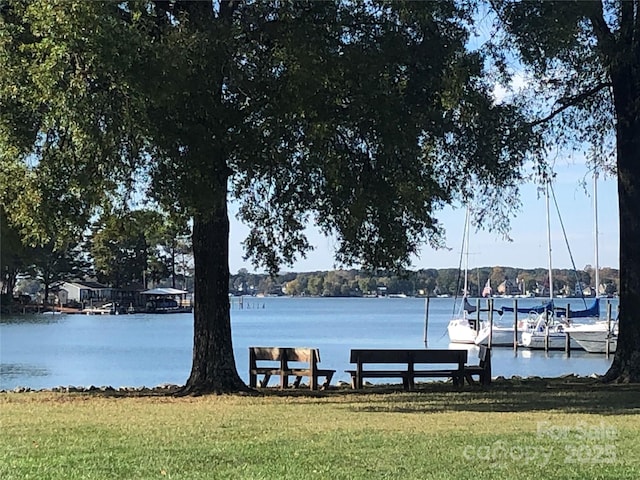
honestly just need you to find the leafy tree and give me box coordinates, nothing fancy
[27,239,89,305]
[153,216,191,289]
[1,1,536,393]
[490,0,639,382]
[600,267,620,293]
[0,208,28,296]
[490,266,507,290]
[89,209,164,288]
[438,268,462,296]
[172,235,194,291]
[307,276,325,297]
[603,280,617,297]
[526,278,538,295]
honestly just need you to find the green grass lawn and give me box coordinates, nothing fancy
[1,379,639,480]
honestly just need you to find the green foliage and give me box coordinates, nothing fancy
[0,1,151,247]
[230,1,539,273]
[27,239,89,303]
[0,0,541,280]
[0,208,29,295]
[86,208,191,290]
[88,209,167,288]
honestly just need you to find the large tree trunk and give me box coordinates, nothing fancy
[171,0,250,395]
[181,180,249,394]
[603,62,640,382]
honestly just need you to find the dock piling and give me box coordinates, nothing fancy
[513,299,518,353]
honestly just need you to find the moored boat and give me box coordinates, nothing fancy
[447,311,479,344]
[474,302,552,346]
[520,312,581,350]
[564,321,618,353]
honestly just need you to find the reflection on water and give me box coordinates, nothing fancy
[0,314,65,325]
[0,364,50,379]
[0,297,616,390]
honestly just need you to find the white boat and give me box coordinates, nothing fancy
[520,312,581,349]
[81,306,112,315]
[474,302,552,346]
[447,208,479,344]
[447,312,479,344]
[474,324,518,346]
[564,321,618,353]
[520,298,602,349]
[475,320,535,346]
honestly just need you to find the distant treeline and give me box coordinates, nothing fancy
[229,266,619,297]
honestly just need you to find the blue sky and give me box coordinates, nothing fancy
[228,159,619,274]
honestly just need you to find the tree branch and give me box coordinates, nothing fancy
[588,0,616,55]
[528,81,612,127]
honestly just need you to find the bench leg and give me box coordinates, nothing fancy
[321,372,334,390]
[403,376,412,390]
[260,374,271,388]
[293,376,303,388]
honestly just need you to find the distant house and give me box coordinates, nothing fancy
[58,281,113,305]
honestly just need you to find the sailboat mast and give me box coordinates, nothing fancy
[546,181,554,301]
[463,207,470,297]
[594,171,600,297]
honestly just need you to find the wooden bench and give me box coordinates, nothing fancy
[346,349,468,390]
[248,347,335,390]
[463,345,492,386]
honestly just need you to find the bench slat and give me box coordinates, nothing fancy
[249,346,334,390]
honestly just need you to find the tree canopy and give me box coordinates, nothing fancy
[1,1,541,393]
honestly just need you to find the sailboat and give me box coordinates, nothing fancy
[474,300,551,346]
[521,178,597,350]
[564,171,618,353]
[447,208,481,344]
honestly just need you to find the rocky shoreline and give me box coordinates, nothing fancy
[3,383,183,395]
[1,373,605,395]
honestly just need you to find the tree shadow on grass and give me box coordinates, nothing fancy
[34,376,640,415]
[342,377,640,415]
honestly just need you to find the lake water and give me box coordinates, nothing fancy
[0,296,617,390]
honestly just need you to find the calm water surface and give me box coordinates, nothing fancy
[0,296,616,390]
